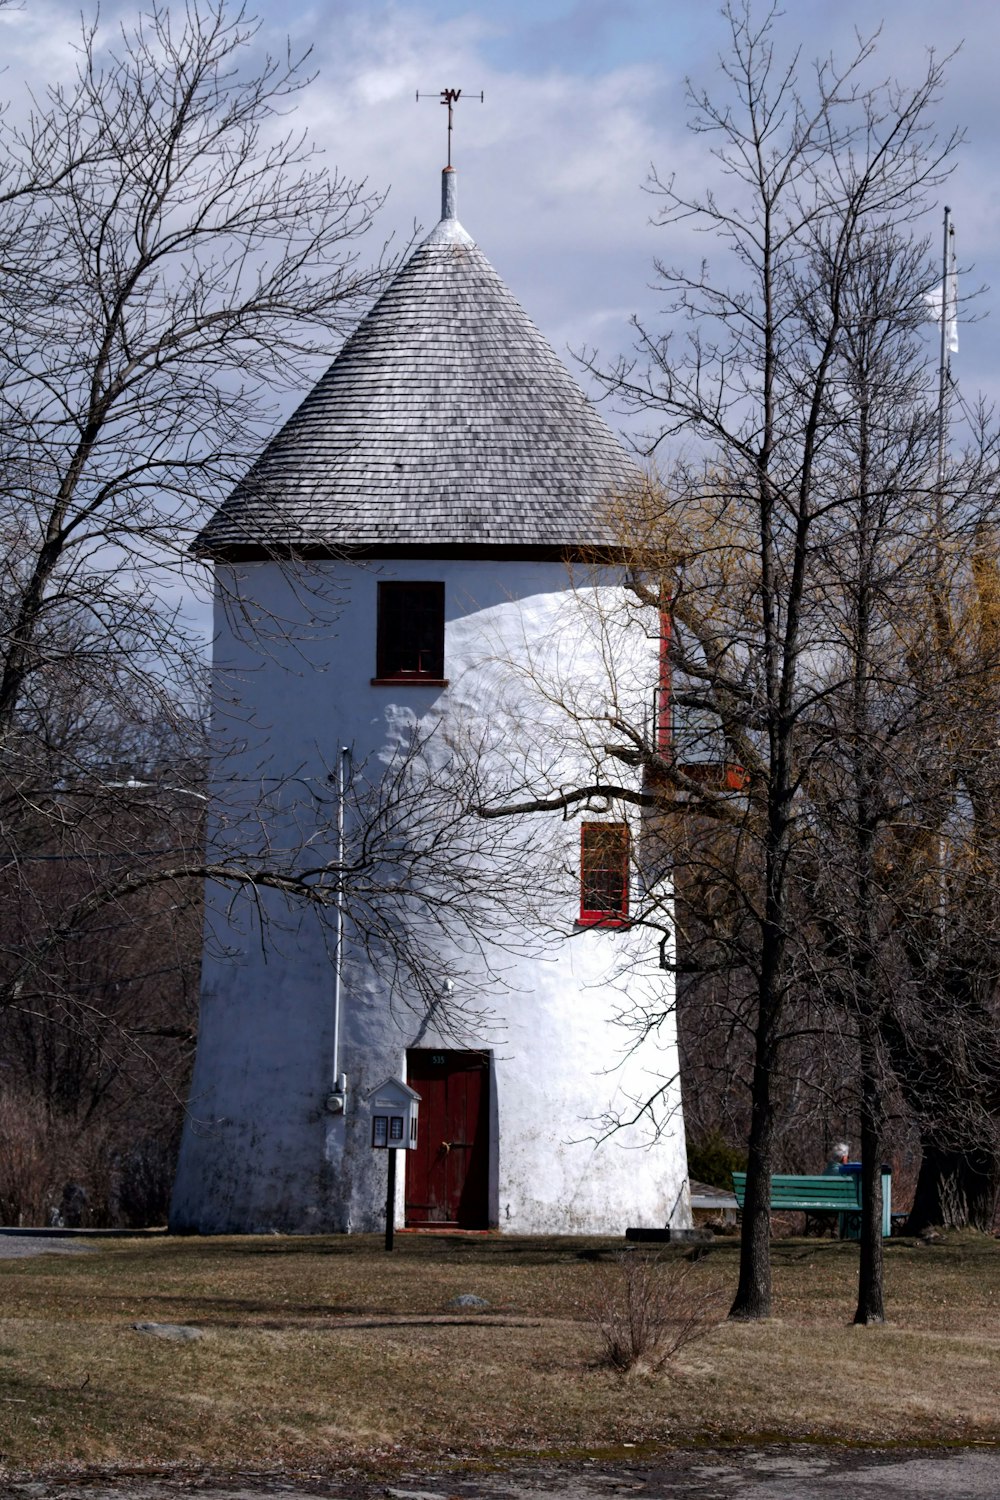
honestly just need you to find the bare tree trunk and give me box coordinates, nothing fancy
[730,999,778,1318]
[855,1021,886,1323]
[849,400,887,1328]
[730,813,788,1319]
[906,1143,1000,1233]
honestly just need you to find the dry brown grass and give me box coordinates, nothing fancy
[0,1231,998,1477]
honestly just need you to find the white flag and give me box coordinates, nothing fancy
[926,228,959,355]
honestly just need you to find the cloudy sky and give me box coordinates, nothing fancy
[3,0,998,458]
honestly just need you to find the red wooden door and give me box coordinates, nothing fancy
[405,1050,490,1228]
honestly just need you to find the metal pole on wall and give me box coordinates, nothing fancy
[329,746,351,1111]
[385,1149,397,1252]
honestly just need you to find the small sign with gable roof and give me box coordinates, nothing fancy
[367,1076,420,1151]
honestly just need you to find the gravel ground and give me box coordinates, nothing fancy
[0,1236,97,1259]
[3,1449,1000,1500]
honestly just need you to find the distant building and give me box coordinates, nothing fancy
[170,167,690,1235]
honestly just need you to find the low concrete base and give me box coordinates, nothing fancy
[625,1226,713,1244]
[0,1225,167,1238]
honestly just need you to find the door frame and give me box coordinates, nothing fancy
[404,1048,498,1229]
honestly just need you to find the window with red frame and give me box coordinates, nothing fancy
[579,822,629,926]
[374,581,445,682]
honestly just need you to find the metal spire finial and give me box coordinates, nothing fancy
[416,87,484,169]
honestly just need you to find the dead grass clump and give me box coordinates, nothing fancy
[588,1249,725,1373]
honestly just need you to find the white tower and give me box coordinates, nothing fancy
[170,168,691,1236]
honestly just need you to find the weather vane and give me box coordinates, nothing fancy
[415,87,484,169]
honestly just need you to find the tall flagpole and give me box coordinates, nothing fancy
[934,205,953,929]
[936,205,951,500]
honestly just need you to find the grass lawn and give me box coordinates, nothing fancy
[0,1231,998,1478]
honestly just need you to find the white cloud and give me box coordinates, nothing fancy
[8,0,1000,439]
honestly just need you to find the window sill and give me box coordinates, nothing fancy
[575,916,630,930]
[370,677,449,687]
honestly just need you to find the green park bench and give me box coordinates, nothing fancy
[731,1169,892,1238]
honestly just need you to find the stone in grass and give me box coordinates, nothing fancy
[446,1293,490,1311]
[132,1321,204,1341]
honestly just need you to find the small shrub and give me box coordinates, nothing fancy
[589,1250,725,1373]
[686,1130,747,1190]
[0,1092,59,1225]
[116,1136,178,1227]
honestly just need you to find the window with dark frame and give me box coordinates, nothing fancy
[579,822,629,926]
[374,581,445,682]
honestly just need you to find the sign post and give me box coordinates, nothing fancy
[385,1148,397,1253]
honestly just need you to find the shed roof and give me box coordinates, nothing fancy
[196,170,643,560]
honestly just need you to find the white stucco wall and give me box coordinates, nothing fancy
[170,556,690,1235]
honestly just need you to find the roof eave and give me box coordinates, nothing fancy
[193,538,629,565]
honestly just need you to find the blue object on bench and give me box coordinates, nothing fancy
[835,1162,892,1240]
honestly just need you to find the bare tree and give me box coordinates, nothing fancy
[0,0,393,729]
[598,4,980,1322]
[0,628,205,1223]
[788,213,1000,1315]
[472,5,999,1321]
[0,0,397,1201]
[0,3,389,902]
[878,537,1000,1236]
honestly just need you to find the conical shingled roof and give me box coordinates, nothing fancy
[196,170,642,559]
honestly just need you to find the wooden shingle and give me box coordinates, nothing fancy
[196,207,643,559]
